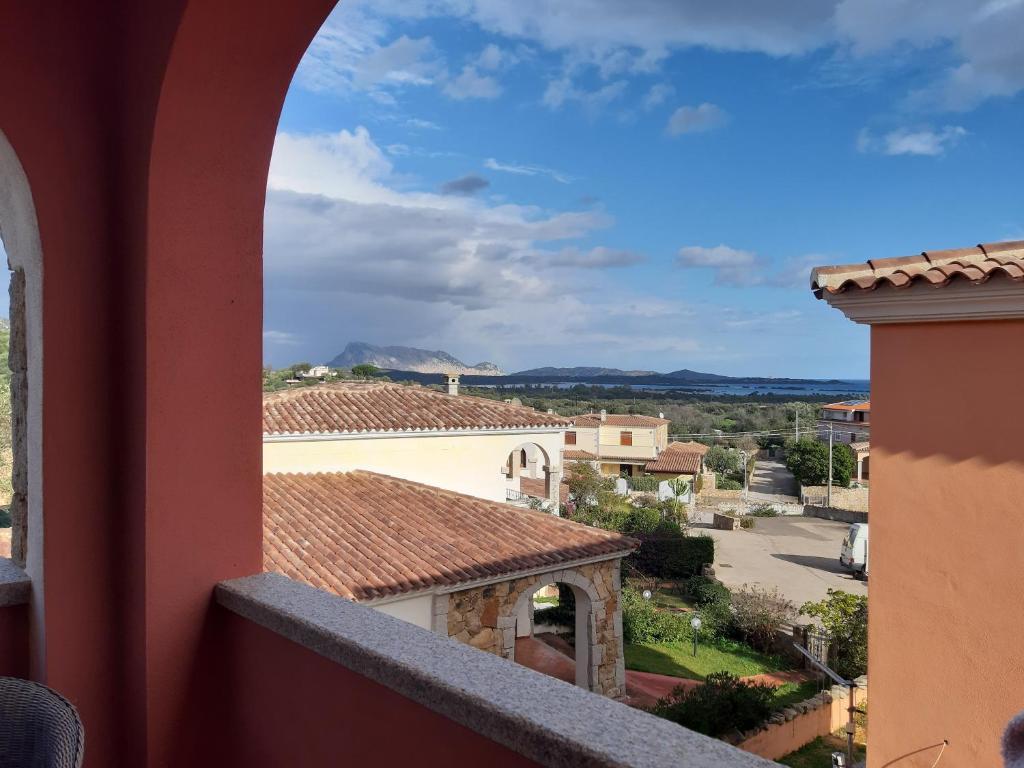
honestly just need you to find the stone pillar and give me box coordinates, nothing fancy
[857,457,864,483]
[526,457,539,479]
[545,465,562,510]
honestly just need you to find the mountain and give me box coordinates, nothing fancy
[513,366,658,377]
[328,342,505,376]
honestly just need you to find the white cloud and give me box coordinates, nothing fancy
[443,66,502,99]
[857,125,967,156]
[676,244,760,285]
[542,78,628,113]
[263,126,712,369]
[667,103,729,135]
[642,83,675,110]
[484,157,573,184]
[406,118,442,130]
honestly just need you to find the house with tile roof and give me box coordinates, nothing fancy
[263,470,636,697]
[817,400,871,481]
[565,410,671,477]
[263,379,570,505]
[811,239,1024,767]
[643,441,708,483]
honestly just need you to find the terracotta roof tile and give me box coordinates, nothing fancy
[811,240,1024,297]
[263,382,569,435]
[263,471,635,602]
[571,413,671,428]
[564,449,598,461]
[644,442,705,475]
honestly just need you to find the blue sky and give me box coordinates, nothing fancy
[6,1,1024,378]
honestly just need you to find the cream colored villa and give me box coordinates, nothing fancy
[566,411,671,477]
[263,379,569,505]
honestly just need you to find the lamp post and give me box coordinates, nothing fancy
[690,615,702,657]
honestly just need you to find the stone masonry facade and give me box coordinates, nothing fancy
[440,559,626,698]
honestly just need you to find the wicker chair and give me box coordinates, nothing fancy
[0,677,84,767]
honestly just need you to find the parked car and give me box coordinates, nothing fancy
[840,523,869,575]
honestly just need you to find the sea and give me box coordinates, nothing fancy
[480,379,870,397]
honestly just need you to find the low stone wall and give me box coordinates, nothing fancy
[712,512,739,530]
[444,559,626,698]
[805,505,868,524]
[801,485,869,512]
[734,677,868,761]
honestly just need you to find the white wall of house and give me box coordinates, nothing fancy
[263,429,567,503]
[369,593,434,630]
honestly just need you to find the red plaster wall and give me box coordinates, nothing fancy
[869,320,1024,767]
[213,610,541,768]
[0,3,334,765]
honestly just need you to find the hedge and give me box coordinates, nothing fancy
[628,534,714,579]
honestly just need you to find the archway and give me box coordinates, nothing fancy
[506,570,600,691]
[503,441,563,508]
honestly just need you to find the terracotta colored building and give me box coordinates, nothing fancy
[813,240,1024,767]
[0,5,776,767]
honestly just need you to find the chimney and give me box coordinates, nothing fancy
[546,409,554,414]
[446,373,460,396]
[659,412,665,419]
[600,409,607,422]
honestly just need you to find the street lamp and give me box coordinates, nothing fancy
[690,615,702,657]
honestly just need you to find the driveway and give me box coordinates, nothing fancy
[748,455,799,502]
[699,515,867,608]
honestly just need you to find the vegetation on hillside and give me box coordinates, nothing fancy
[0,323,11,507]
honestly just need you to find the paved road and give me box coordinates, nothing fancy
[699,515,867,608]
[748,455,799,502]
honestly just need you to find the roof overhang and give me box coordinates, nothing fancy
[819,278,1024,325]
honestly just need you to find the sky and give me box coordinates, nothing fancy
[5,1,1024,378]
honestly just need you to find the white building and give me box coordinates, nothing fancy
[263,380,569,505]
[565,411,671,477]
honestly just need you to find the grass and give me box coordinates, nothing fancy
[651,590,695,612]
[624,639,783,681]
[778,734,865,767]
[771,680,825,709]
[533,595,558,605]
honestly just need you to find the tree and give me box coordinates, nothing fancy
[650,672,777,737]
[705,445,738,474]
[730,585,796,652]
[350,363,380,378]
[801,589,867,679]
[785,438,854,487]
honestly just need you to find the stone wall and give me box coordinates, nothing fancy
[801,485,869,512]
[733,676,868,761]
[444,559,626,698]
[805,505,868,524]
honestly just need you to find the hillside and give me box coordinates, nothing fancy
[514,366,657,377]
[328,342,505,376]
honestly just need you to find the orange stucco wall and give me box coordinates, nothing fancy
[870,320,1024,767]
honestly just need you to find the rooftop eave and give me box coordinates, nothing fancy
[816,277,1024,325]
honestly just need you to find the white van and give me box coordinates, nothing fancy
[840,523,868,575]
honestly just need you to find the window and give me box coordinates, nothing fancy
[565,431,576,445]
[620,431,632,446]
[520,449,527,468]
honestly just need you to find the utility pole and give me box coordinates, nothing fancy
[827,423,834,508]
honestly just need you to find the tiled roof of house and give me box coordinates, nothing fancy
[644,442,705,475]
[823,399,870,412]
[811,240,1024,297]
[263,471,635,602]
[520,476,570,505]
[571,413,671,428]
[564,449,598,461]
[263,382,569,435]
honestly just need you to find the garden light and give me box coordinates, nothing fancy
[690,615,702,657]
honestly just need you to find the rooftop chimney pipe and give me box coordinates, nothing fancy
[446,373,460,396]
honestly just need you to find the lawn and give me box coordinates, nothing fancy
[778,734,865,768]
[771,680,825,709]
[651,589,695,612]
[624,639,783,681]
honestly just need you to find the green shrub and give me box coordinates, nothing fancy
[622,506,662,535]
[730,585,796,653]
[716,476,743,491]
[538,584,576,629]
[786,438,855,488]
[650,671,776,737]
[627,475,660,493]
[683,577,733,640]
[0,507,10,528]
[800,589,868,680]
[739,517,755,529]
[748,503,779,517]
[622,588,691,644]
[629,534,714,579]
[706,446,739,474]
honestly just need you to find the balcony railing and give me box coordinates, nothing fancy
[215,573,778,768]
